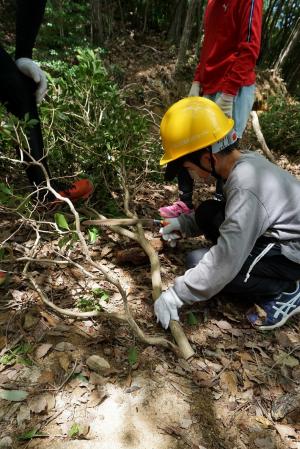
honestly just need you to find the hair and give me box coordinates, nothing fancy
[215,139,240,157]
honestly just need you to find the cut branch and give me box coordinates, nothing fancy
[250,111,276,163]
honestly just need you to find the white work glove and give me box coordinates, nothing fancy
[154,287,184,329]
[159,217,182,247]
[16,57,48,104]
[188,81,200,97]
[215,93,234,118]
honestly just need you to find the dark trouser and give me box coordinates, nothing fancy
[0,46,50,186]
[187,200,300,298]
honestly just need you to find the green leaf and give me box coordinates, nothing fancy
[0,182,13,196]
[0,248,6,260]
[88,227,99,244]
[68,423,80,438]
[54,213,69,230]
[17,428,47,440]
[0,389,28,401]
[187,312,198,326]
[128,346,138,366]
[92,288,109,302]
[73,373,88,383]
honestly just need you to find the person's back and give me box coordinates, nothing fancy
[155,96,300,332]
[225,152,300,247]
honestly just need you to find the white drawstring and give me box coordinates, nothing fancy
[244,243,275,283]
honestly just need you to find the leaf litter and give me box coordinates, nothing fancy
[0,35,300,449]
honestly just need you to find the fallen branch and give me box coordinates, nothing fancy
[82,173,195,360]
[28,274,179,354]
[250,111,276,163]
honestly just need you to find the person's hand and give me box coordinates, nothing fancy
[188,81,200,97]
[16,58,47,104]
[215,93,234,118]
[154,287,183,329]
[159,217,181,247]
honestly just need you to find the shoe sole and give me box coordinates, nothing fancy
[253,304,300,330]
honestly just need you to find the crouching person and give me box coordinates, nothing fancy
[155,97,300,331]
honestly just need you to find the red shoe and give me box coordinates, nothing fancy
[58,179,94,201]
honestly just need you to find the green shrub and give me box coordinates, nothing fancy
[260,96,300,155]
[41,48,160,204]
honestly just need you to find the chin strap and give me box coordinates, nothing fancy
[209,147,222,180]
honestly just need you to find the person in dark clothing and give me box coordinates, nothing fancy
[0,0,93,285]
[0,0,93,200]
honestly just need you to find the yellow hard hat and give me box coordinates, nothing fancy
[160,97,234,165]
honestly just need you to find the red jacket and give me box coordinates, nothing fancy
[194,0,263,96]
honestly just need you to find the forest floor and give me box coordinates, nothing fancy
[0,34,300,449]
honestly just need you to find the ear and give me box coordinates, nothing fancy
[201,152,212,164]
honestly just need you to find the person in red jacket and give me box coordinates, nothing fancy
[159,0,263,218]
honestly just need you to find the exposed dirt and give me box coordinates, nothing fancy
[0,34,300,449]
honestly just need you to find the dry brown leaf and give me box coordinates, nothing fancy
[100,244,113,258]
[239,351,255,363]
[271,392,300,420]
[58,353,71,372]
[0,311,13,326]
[0,336,7,350]
[253,434,277,449]
[55,341,75,352]
[35,343,53,359]
[38,370,55,384]
[39,310,59,326]
[17,405,30,426]
[275,423,298,440]
[276,330,300,347]
[255,416,273,429]
[28,395,48,413]
[273,350,299,368]
[213,320,232,331]
[219,371,238,396]
[192,371,213,388]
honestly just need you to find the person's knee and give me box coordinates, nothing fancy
[186,248,209,269]
[195,199,225,242]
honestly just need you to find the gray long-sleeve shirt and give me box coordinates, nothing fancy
[174,152,300,303]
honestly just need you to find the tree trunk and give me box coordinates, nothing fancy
[260,0,285,64]
[90,0,104,44]
[176,0,197,72]
[143,0,150,34]
[167,0,187,43]
[194,0,205,59]
[51,0,65,38]
[117,0,125,31]
[274,18,300,72]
